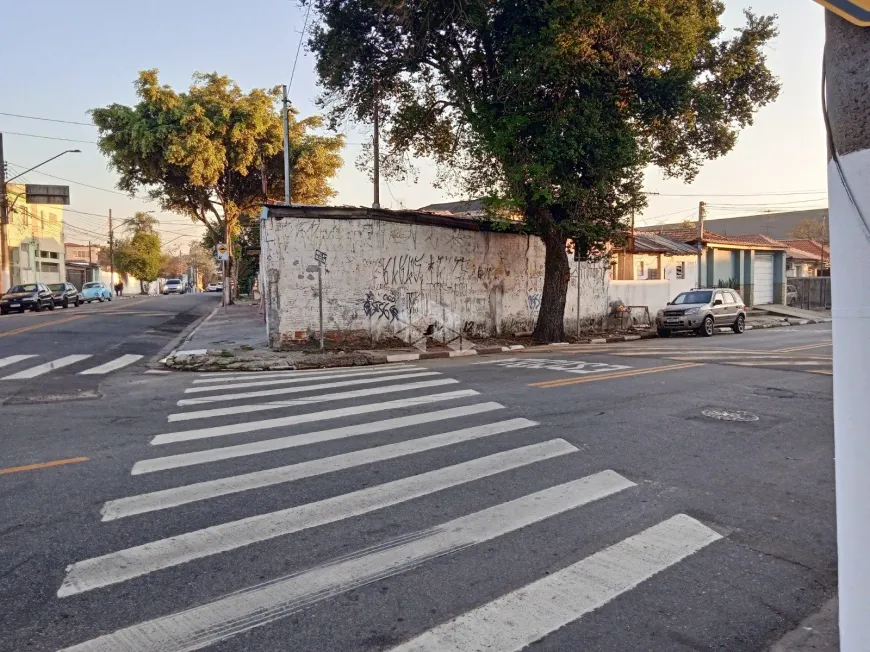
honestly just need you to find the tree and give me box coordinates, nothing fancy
[305,0,781,341]
[115,232,163,293]
[789,216,829,244]
[91,70,345,302]
[186,242,217,286]
[160,252,187,278]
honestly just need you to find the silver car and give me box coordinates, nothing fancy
[656,288,746,337]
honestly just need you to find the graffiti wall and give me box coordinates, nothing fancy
[260,212,612,347]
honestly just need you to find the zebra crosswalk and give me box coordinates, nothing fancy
[0,353,144,379]
[57,363,725,652]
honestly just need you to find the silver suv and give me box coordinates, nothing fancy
[656,288,746,337]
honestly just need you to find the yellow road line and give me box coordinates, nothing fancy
[0,456,89,476]
[0,314,88,339]
[774,342,833,353]
[529,362,703,389]
[727,361,828,367]
[808,370,834,376]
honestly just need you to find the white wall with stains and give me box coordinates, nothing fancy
[260,215,611,347]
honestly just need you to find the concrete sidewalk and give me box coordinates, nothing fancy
[176,301,267,354]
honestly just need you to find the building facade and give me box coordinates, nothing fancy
[4,184,66,286]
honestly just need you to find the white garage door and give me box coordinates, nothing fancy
[754,254,774,305]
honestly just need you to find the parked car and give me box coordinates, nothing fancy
[48,282,81,309]
[206,282,221,292]
[80,281,113,303]
[0,283,55,314]
[163,279,185,295]
[786,284,798,307]
[656,288,746,338]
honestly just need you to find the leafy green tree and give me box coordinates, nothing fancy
[115,231,163,293]
[91,70,344,302]
[305,0,781,341]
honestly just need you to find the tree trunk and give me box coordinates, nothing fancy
[532,211,570,343]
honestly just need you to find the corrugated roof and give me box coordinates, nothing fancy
[619,233,699,255]
[637,226,786,249]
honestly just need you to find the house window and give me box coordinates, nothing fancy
[49,213,57,224]
[676,262,685,279]
[38,262,60,273]
[49,251,59,259]
[647,268,660,280]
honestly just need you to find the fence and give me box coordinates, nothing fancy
[789,277,832,310]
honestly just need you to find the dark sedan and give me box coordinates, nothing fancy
[48,282,82,309]
[0,283,55,314]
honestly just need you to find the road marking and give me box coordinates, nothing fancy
[59,439,578,597]
[177,371,442,405]
[185,366,423,392]
[0,314,87,339]
[152,390,480,445]
[78,354,144,375]
[57,471,634,652]
[808,370,834,376]
[774,342,833,353]
[530,363,702,389]
[1,354,93,380]
[168,378,461,422]
[191,364,418,383]
[0,354,38,368]
[388,514,721,652]
[0,456,89,476]
[143,369,171,375]
[135,402,503,473]
[473,357,631,375]
[106,418,538,519]
[727,360,828,367]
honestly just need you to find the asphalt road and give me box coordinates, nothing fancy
[0,318,835,652]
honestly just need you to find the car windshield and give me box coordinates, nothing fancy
[83,283,100,289]
[166,280,181,285]
[48,283,65,291]
[8,284,38,293]
[673,291,713,305]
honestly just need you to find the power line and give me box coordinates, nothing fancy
[646,189,827,198]
[0,111,94,127]
[1,131,97,144]
[289,1,313,92]
[7,161,144,198]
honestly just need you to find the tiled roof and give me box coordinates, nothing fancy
[617,233,699,255]
[779,240,829,258]
[638,226,786,249]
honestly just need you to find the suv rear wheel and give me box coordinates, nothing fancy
[733,314,746,334]
[699,315,715,337]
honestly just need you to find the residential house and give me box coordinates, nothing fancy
[637,226,788,306]
[779,239,830,277]
[647,208,828,241]
[64,242,102,289]
[3,183,66,286]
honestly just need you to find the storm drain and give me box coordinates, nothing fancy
[702,408,759,422]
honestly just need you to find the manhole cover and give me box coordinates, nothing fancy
[702,408,759,422]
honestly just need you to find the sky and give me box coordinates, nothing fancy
[0,1,828,249]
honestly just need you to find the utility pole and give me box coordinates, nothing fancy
[108,209,114,286]
[0,133,9,291]
[823,10,870,649]
[282,85,291,205]
[697,201,706,287]
[372,81,381,210]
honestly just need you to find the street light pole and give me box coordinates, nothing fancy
[0,137,80,290]
[823,10,870,650]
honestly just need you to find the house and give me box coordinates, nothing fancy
[779,239,830,277]
[637,226,788,305]
[63,242,102,289]
[3,183,66,287]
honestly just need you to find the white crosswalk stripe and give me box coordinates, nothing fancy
[56,364,727,651]
[79,354,144,375]
[0,354,37,368]
[2,354,92,379]
[176,370,442,405]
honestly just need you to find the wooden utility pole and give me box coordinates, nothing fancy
[697,201,706,287]
[372,81,381,210]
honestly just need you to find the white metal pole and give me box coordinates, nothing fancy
[824,11,870,650]
[318,262,324,351]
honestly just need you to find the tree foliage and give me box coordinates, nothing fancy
[789,217,829,244]
[305,0,781,341]
[91,70,345,300]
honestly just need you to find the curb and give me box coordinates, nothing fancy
[151,303,223,368]
[745,317,831,331]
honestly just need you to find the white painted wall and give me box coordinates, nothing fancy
[261,216,615,345]
[609,280,672,317]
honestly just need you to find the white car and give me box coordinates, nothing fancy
[206,282,222,293]
[163,279,185,295]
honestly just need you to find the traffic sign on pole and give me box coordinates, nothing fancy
[216,243,229,261]
[815,0,870,26]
